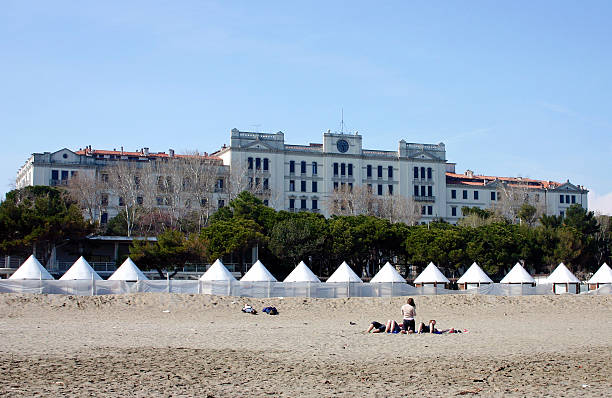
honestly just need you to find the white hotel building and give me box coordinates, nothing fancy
[16,128,588,224]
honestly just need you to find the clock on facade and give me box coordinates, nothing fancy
[336,139,349,153]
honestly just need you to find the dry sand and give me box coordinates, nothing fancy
[0,293,610,397]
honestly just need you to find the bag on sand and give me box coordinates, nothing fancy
[262,306,278,315]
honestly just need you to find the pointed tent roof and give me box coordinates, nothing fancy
[108,257,149,281]
[587,263,612,284]
[59,256,103,280]
[546,262,580,284]
[457,262,493,284]
[9,255,54,280]
[370,262,406,283]
[413,262,450,284]
[240,260,277,282]
[283,261,321,282]
[500,263,536,284]
[326,261,363,283]
[200,259,237,281]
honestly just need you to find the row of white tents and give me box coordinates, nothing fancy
[7,255,612,294]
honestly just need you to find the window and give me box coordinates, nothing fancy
[101,173,109,183]
[451,207,457,217]
[535,194,540,202]
[217,179,224,190]
[421,186,426,196]
[388,166,393,179]
[451,189,456,199]
[248,177,254,189]
[388,185,393,195]
[301,180,307,192]
[367,165,372,178]
[301,199,307,209]
[566,195,570,204]
[289,161,295,173]
[560,195,564,204]
[263,200,269,206]
[61,170,69,180]
[312,199,318,210]
[420,167,425,179]
[200,198,208,207]
[414,185,419,196]
[333,163,339,176]
[571,195,576,204]
[289,180,295,191]
[263,158,269,171]
[218,199,225,208]
[136,196,143,205]
[421,206,426,215]
[367,184,373,193]
[312,181,318,192]
[255,158,261,170]
[255,177,260,188]
[70,171,77,177]
[377,165,383,178]
[341,163,346,175]
[560,210,565,218]
[348,164,353,176]
[101,212,108,224]
[428,206,433,215]
[463,190,468,199]
[348,182,353,191]
[312,162,317,175]
[378,184,383,196]
[248,157,253,169]
[289,199,295,209]
[51,170,59,180]
[301,161,306,174]
[101,194,109,206]
[119,197,125,206]
[263,178,269,190]
[333,182,339,190]
[474,191,479,200]
[413,167,418,179]
[428,186,433,197]
[491,192,496,201]
[427,167,432,180]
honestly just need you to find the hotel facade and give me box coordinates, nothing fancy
[16,128,588,224]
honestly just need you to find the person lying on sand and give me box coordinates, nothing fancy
[367,320,404,334]
[417,320,463,334]
[241,304,257,314]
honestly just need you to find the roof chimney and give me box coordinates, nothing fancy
[143,147,149,156]
[169,149,174,157]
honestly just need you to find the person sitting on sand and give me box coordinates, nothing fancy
[401,298,417,333]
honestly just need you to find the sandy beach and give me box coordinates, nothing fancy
[0,293,610,397]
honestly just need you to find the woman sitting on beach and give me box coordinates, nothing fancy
[401,298,417,333]
[367,320,404,334]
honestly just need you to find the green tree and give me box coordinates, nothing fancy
[518,204,537,226]
[0,187,92,263]
[130,229,205,278]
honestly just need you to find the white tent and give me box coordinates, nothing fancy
[9,255,54,280]
[283,261,321,283]
[457,262,493,289]
[413,262,450,287]
[370,262,405,283]
[60,256,103,280]
[200,259,237,281]
[500,263,536,286]
[587,263,612,290]
[108,257,149,281]
[546,262,580,294]
[240,260,277,282]
[326,261,363,283]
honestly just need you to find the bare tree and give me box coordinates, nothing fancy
[492,182,547,224]
[65,170,106,225]
[180,151,222,229]
[378,194,421,225]
[107,161,146,237]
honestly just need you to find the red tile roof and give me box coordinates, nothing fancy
[446,172,561,190]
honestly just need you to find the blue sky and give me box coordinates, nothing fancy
[1,1,611,213]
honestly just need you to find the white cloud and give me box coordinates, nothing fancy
[588,191,612,215]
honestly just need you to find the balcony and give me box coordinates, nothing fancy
[49,179,68,186]
[414,195,435,202]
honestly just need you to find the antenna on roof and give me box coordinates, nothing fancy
[340,108,344,134]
